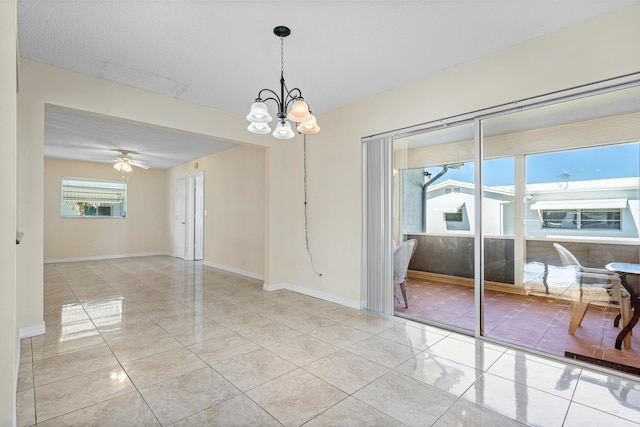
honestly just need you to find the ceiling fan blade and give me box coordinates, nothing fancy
[90,157,119,163]
[130,159,150,169]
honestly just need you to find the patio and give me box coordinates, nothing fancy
[395,274,640,374]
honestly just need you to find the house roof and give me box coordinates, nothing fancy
[527,177,640,193]
[426,177,640,198]
[530,199,628,211]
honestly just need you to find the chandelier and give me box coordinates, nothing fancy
[246,26,320,139]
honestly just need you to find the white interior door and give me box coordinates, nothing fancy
[186,172,204,261]
[194,173,204,260]
[174,177,186,259]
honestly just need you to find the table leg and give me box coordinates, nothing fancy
[615,273,640,350]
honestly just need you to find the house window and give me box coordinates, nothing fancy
[443,203,469,231]
[61,178,127,218]
[541,209,621,230]
[444,210,463,222]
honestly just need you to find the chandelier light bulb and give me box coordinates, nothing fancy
[287,99,311,123]
[248,121,272,134]
[273,120,295,139]
[297,114,320,134]
[246,101,273,123]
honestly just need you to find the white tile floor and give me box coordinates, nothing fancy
[16,256,640,426]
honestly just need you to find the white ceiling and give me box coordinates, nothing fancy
[44,105,238,169]
[17,0,640,169]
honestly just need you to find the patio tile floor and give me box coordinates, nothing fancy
[395,277,640,371]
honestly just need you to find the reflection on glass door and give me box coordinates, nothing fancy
[386,81,640,374]
[481,86,640,371]
[393,123,476,331]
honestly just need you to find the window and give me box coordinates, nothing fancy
[541,209,621,229]
[581,210,621,229]
[541,210,576,229]
[444,210,463,222]
[61,178,127,218]
[444,204,470,231]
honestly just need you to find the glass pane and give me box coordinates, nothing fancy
[580,211,620,229]
[482,156,515,285]
[481,85,640,372]
[61,177,127,218]
[393,122,476,331]
[542,211,577,229]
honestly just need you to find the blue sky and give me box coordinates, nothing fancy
[424,142,640,186]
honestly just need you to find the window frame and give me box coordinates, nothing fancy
[540,208,622,230]
[61,177,127,219]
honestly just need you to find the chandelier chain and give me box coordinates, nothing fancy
[280,37,284,78]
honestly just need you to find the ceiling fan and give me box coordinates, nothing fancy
[109,150,150,172]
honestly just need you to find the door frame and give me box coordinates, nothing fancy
[185,171,205,261]
[174,176,187,259]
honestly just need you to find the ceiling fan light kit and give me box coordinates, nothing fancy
[113,158,133,173]
[107,150,151,178]
[246,26,320,139]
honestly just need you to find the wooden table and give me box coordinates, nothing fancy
[606,263,640,350]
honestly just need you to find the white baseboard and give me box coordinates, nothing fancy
[44,252,170,264]
[263,282,285,291]
[263,282,363,309]
[19,322,45,339]
[202,261,265,281]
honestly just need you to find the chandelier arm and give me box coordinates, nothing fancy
[285,87,304,102]
[260,96,282,107]
[257,89,282,105]
[284,97,299,114]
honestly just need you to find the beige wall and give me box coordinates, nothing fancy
[44,158,168,260]
[44,148,266,275]
[166,145,266,277]
[1,0,18,423]
[266,4,640,307]
[18,60,268,332]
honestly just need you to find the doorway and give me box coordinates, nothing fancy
[174,177,186,259]
[174,172,205,261]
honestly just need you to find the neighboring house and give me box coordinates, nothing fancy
[525,177,640,242]
[424,179,515,236]
[412,177,639,242]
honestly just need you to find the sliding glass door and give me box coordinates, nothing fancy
[481,87,640,369]
[393,122,477,332]
[374,77,640,372]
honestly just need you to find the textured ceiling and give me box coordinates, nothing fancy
[44,105,237,170]
[17,0,640,169]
